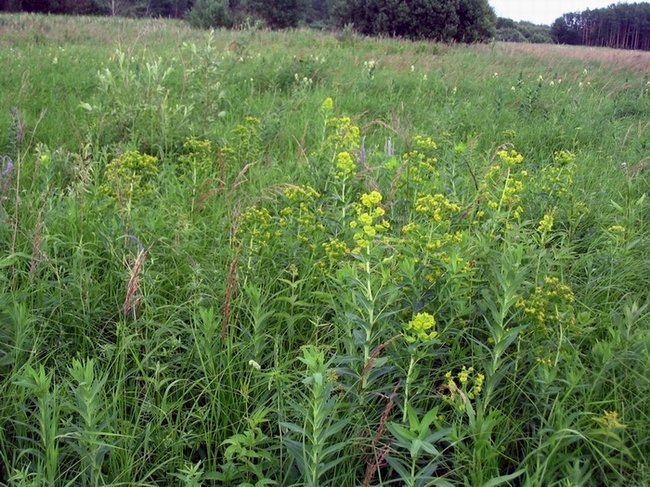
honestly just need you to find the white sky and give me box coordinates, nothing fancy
[488,0,629,26]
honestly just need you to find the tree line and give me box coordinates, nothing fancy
[5,0,650,50]
[552,2,650,50]
[0,0,498,42]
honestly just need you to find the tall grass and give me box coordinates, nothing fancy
[1,13,650,486]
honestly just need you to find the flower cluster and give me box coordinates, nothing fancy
[322,238,349,262]
[594,410,626,430]
[415,193,460,222]
[279,185,325,250]
[284,185,320,202]
[363,59,377,80]
[238,206,272,254]
[321,97,334,112]
[515,276,576,335]
[538,150,576,198]
[178,137,213,186]
[221,116,262,165]
[399,148,439,187]
[349,191,389,249]
[497,149,524,166]
[325,116,360,155]
[537,213,554,233]
[404,312,437,343]
[441,366,485,411]
[477,149,528,222]
[336,151,357,179]
[100,150,159,205]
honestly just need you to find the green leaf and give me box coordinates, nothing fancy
[420,406,441,433]
[482,469,525,487]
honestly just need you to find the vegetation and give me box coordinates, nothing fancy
[552,2,650,50]
[496,17,554,44]
[0,0,498,41]
[2,13,650,486]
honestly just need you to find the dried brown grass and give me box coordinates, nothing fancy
[494,42,650,73]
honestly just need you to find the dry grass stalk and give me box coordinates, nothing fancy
[29,205,45,284]
[220,240,242,341]
[360,334,402,385]
[363,382,400,487]
[494,41,650,73]
[124,244,152,321]
[228,161,255,195]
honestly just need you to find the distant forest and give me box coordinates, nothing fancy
[2,0,650,50]
[551,2,650,50]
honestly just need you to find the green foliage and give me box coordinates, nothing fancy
[552,4,650,50]
[497,27,528,43]
[186,0,232,29]
[2,15,650,487]
[245,0,307,28]
[496,18,554,44]
[332,0,496,42]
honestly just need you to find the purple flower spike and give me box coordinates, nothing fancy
[358,137,366,165]
[1,157,14,177]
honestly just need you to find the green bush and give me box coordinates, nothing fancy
[186,0,232,29]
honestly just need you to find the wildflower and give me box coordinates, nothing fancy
[360,191,382,207]
[496,149,524,166]
[336,151,357,178]
[595,410,626,430]
[537,214,554,233]
[249,360,261,371]
[358,137,366,164]
[553,150,575,165]
[404,312,437,343]
[608,225,626,234]
[100,150,159,204]
[1,158,13,176]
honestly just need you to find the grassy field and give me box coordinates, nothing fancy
[1,12,650,486]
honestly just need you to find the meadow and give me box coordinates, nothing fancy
[1,13,650,486]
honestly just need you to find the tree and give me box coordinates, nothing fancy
[332,0,495,42]
[551,15,582,45]
[186,0,232,28]
[455,0,496,42]
[244,0,307,28]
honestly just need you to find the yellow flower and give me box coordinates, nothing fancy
[595,411,626,430]
[336,151,357,178]
[360,191,383,207]
[538,214,554,233]
[357,212,373,225]
[496,149,524,166]
[322,97,334,111]
[404,312,437,343]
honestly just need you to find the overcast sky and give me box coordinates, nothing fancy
[488,0,629,25]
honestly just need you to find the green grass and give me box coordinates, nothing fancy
[1,13,650,486]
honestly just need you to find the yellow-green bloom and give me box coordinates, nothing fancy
[496,149,524,166]
[336,151,357,178]
[322,97,334,111]
[360,191,383,207]
[404,312,437,343]
[538,214,554,233]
